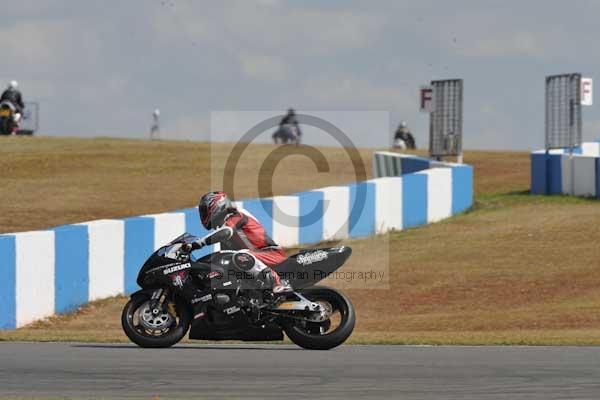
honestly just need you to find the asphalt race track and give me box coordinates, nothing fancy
[0,343,599,399]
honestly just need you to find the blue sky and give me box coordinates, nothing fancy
[2,0,600,150]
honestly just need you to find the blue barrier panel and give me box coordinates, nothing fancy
[530,153,547,195]
[548,154,563,194]
[531,145,600,197]
[596,158,600,198]
[242,199,274,237]
[451,165,473,214]
[181,207,204,236]
[124,217,154,294]
[54,225,89,313]
[298,191,324,245]
[402,173,428,228]
[0,235,16,329]
[348,182,375,238]
[401,157,430,174]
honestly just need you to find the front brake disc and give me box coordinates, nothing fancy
[138,301,174,330]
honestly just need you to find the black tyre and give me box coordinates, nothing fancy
[121,293,191,348]
[282,286,355,350]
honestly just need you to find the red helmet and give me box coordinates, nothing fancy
[198,191,234,229]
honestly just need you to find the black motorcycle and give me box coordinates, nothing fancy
[272,124,300,145]
[122,231,355,350]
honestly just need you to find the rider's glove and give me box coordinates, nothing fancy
[181,243,193,254]
[181,240,204,254]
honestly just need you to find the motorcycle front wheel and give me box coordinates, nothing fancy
[0,118,10,135]
[282,286,355,350]
[121,292,191,348]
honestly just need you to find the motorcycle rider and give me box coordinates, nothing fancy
[180,191,291,318]
[393,121,416,150]
[276,108,301,143]
[0,80,25,126]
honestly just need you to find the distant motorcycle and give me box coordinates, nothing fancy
[122,231,355,350]
[272,124,300,144]
[393,133,416,150]
[0,101,18,135]
[393,138,407,149]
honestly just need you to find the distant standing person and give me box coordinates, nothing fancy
[393,121,416,150]
[150,109,160,140]
[273,108,302,144]
[0,80,25,125]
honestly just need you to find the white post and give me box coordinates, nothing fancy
[569,149,575,195]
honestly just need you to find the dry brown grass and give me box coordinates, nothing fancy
[0,136,376,233]
[464,150,530,195]
[347,196,600,341]
[1,136,599,345]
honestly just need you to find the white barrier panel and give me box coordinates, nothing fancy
[558,154,596,196]
[561,155,572,194]
[147,213,186,250]
[369,177,403,233]
[420,168,453,223]
[430,160,450,169]
[271,196,300,247]
[15,231,55,327]
[573,156,597,196]
[315,186,349,241]
[581,142,600,156]
[531,141,600,197]
[82,220,125,301]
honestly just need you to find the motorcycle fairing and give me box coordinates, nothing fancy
[275,246,352,289]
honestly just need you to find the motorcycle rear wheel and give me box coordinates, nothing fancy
[121,293,191,348]
[282,286,355,350]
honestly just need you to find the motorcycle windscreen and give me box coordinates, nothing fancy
[276,246,352,289]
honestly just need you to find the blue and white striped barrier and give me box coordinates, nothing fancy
[372,151,473,219]
[0,154,473,329]
[531,142,600,197]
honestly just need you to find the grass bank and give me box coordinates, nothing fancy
[2,136,599,345]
